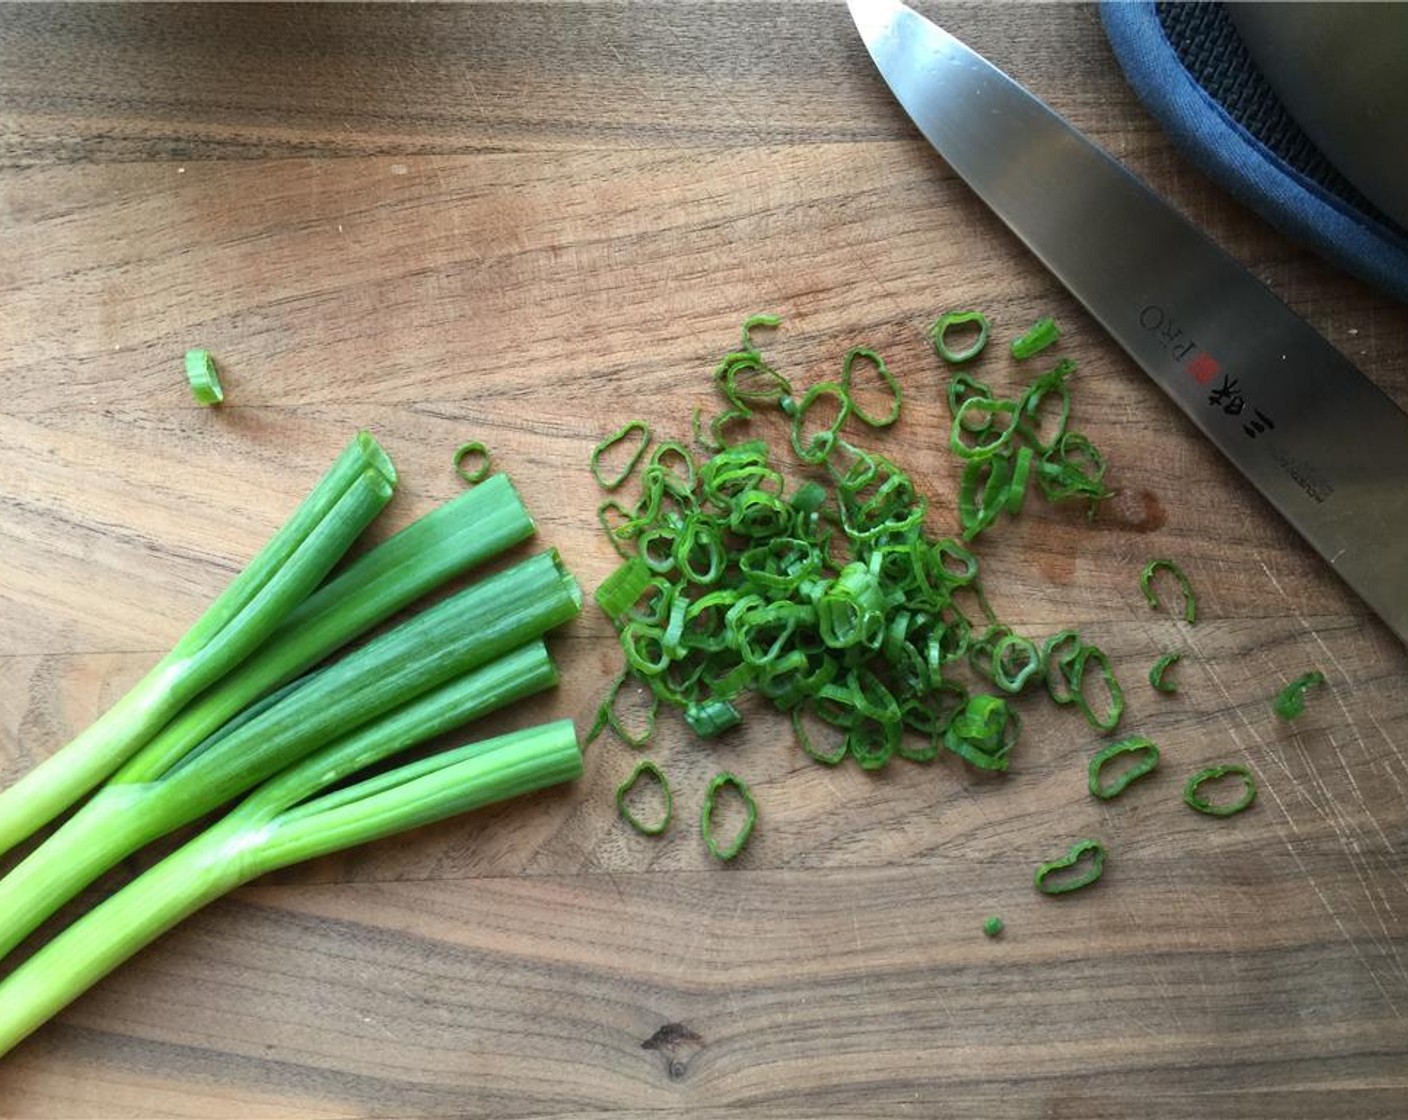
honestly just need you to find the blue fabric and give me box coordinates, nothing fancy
[1100,0,1408,304]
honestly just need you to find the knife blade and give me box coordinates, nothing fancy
[848,0,1408,644]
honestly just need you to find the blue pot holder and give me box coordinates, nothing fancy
[1101,1,1408,304]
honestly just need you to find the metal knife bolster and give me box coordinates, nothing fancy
[850,0,1408,641]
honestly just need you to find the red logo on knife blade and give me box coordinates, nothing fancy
[1184,352,1221,384]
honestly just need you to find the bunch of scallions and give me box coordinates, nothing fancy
[0,432,583,1056]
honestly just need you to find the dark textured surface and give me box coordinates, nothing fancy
[1154,0,1404,233]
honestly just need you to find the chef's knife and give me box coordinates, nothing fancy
[848,0,1408,644]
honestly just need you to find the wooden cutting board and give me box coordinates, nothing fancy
[2,4,1406,1117]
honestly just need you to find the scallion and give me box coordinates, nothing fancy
[1088,737,1160,800]
[840,347,902,428]
[0,550,581,960]
[616,759,673,836]
[929,311,990,364]
[1183,764,1257,817]
[1140,558,1196,624]
[701,772,757,861]
[0,717,582,1058]
[108,472,538,786]
[454,440,492,484]
[1273,670,1325,720]
[1149,651,1182,694]
[0,432,398,860]
[184,348,224,405]
[591,421,651,490]
[1034,839,1106,895]
[1010,316,1060,360]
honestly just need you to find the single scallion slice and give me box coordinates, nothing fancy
[701,771,757,861]
[591,421,651,490]
[616,759,673,836]
[1088,737,1160,800]
[840,347,902,428]
[594,556,654,621]
[1183,764,1257,817]
[740,312,781,350]
[1140,558,1196,623]
[595,670,660,748]
[790,381,851,464]
[1071,643,1124,734]
[684,697,742,738]
[943,693,1019,771]
[1034,839,1106,895]
[1273,670,1325,720]
[1149,651,1182,694]
[1010,317,1060,360]
[1042,630,1083,705]
[454,441,492,484]
[184,348,224,405]
[928,311,990,364]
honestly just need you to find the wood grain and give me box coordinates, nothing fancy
[2,2,1407,1117]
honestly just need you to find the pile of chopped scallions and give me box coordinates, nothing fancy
[588,313,1128,859]
[0,434,584,1056]
[589,314,1307,892]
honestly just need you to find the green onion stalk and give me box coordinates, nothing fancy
[0,466,536,859]
[110,471,539,783]
[0,550,582,960]
[0,432,398,858]
[0,714,583,1058]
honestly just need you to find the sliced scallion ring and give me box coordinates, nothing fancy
[1183,764,1257,817]
[701,771,757,861]
[616,760,673,836]
[1088,737,1159,800]
[1034,839,1106,895]
[928,311,990,364]
[184,348,224,406]
[453,441,491,485]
